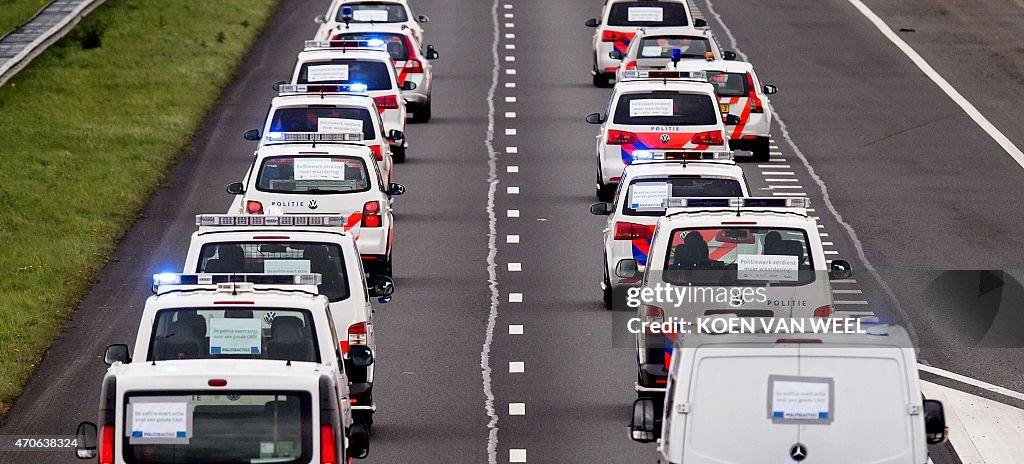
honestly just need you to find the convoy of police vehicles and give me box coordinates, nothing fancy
[71,0,950,462]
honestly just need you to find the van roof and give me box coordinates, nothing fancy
[680,323,913,349]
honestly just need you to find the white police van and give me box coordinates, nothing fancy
[630,325,948,463]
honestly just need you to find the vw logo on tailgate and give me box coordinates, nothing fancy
[660,133,671,144]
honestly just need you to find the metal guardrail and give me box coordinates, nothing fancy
[0,0,106,87]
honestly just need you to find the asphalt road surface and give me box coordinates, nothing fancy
[4,0,1024,462]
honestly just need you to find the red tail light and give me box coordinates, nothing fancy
[691,130,724,146]
[369,144,383,161]
[348,321,368,351]
[613,222,654,240]
[747,73,764,113]
[606,129,638,145]
[362,201,382,227]
[208,379,228,387]
[404,58,425,73]
[99,425,114,464]
[246,200,264,214]
[624,61,637,70]
[602,30,631,42]
[643,305,664,319]
[373,95,400,110]
[813,305,833,318]
[320,424,337,464]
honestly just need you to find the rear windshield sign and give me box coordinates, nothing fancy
[769,376,834,424]
[293,158,348,181]
[307,64,349,82]
[628,6,663,22]
[128,397,193,444]
[263,259,311,274]
[317,117,363,134]
[737,254,798,281]
[352,9,389,22]
[209,318,262,355]
[629,183,670,209]
[629,99,674,117]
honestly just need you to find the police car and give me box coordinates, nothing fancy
[613,26,735,83]
[630,326,948,463]
[225,136,405,277]
[183,214,395,424]
[74,273,373,462]
[316,0,428,44]
[585,0,705,87]
[331,26,439,123]
[670,59,779,161]
[586,70,740,201]
[290,40,410,161]
[244,84,398,182]
[614,197,854,395]
[589,155,749,309]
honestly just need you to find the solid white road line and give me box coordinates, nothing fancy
[921,380,1024,464]
[918,364,1024,403]
[846,0,1024,169]
[482,2,502,462]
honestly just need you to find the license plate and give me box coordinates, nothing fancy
[719,103,730,114]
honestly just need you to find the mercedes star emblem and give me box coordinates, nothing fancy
[789,443,807,461]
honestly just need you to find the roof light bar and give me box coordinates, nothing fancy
[632,151,733,163]
[303,40,387,51]
[666,197,809,208]
[278,83,368,95]
[152,273,323,290]
[621,70,707,81]
[264,132,363,142]
[195,214,345,227]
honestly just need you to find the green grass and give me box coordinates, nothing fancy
[0,0,279,415]
[0,0,48,37]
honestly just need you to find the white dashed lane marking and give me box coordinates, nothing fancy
[508,403,526,415]
[508,362,524,373]
[506,234,519,244]
[508,324,523,335]
[507,186,519,194]
[507,263,522,272]
[509,449,527,462]
[508,293,523,303]
[506,146,518,153]
[507,209,519,218]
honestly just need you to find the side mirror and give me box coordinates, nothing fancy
[924,399,947,445]
[417,15,430,23]
[349,345,374,368]
[104,344,131,366]
[590,202,612,216]
[763,84,778,95]
[425,45,439,60]
[609,50,624,60]
[694,18,708,27]
[724,114,741,125]
[347,423,370,459]
[723,51,737,61]
[829,259,853,280]
[314,14,327,24]
[585,18,600,28]
[75,422,98,459]
[585,112,604,125]
[401,81,417,91]
[271,80,287,91]
[226,182,245,195]
[388,182,406,196]
[387,129,405,142]
[629,398,660,443]
[615,259,639,279]
[243,129,261,141]
[368,275,395,300]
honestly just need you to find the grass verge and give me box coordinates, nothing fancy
[0,0,279,415]
[0,0,48,37]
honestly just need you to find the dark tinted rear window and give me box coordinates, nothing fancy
[298,60,393,90]
[336,2,408,23]
[197,241,351,301]
[608,2,689,27]
[335,32,409,61]
[269,107,376,140]
[707,71,749,97]
[613,92,718,125]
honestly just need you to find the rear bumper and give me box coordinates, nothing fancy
[349,382,375,412]
[360,254,390,274]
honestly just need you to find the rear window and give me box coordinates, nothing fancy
[707,71,749,97]
[663,227,815,285]
[197,241,350,302]
[637,36,711,59]
[123,392,312,464]
[608,2,689,27]
[336,2,408,23]
[613,92,718,125]
[335,32,409,61]
[256,156,371,195]
[147,307,320,362]
[269,107,376,140]
[623,177,744,216]
[297,60,393,90]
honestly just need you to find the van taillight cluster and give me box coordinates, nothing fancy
[691,130,724,146]
[362,201,382,227]
[607,129,638,145]
[246,200,264,214]
[614,222,654,240]
[373,95,400,110]
[747,72,764,113]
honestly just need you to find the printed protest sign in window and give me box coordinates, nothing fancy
[317,117,363,134]
[209,318,262,355]
[294,158,347,181]
[307,64,349,82]
[768,376,834,424]
[128,397,193,444]
[264,259,312,274]
[630,183,670,210]
[628,6,664,22]
[629,99,675,117]
[641,45,664,58]
[353,9,389,22]
[737,254,798,281]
